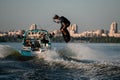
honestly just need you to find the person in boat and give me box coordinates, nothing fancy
[34,40,41,48]
[25,39,31,47]
[30,40,41,51]
[41,34,49,46]
[53,14,71,43]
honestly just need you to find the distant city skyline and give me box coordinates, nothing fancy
[0,0,120,32]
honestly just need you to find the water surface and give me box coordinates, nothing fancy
[0,42,120,80]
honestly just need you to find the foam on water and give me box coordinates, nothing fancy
[41,43,102,64]
[63,43,120,64]
[0,43,120,66]
[35,43,118,69]
[36,43,120,65]
[0,45,20,58]
[37,50,61,61]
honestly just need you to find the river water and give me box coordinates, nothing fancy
[0,42,120,80]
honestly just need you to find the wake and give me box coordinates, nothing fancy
[36,43,97,64]
[0,45,20,58]
[0,43,120,67]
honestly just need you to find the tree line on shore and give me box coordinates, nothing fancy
[51,36,120,43]
[0,35,23,42]
[0,35,120,43]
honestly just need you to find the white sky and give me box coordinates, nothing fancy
[0,0,120,32]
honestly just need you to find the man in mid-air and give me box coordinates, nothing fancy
[53,14,71,43]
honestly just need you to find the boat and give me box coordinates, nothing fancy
[20,29,51,57]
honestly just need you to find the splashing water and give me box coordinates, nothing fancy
[37,50,61,61]
[0,45,20,58]
[35,43,120,65]
[36,43,92,69]
[48,43,105,62]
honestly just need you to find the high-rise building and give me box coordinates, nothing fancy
[67,24,78,36]
[109,21,118,34]
[29,24,37,30]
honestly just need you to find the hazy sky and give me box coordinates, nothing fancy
[0,0,120,32]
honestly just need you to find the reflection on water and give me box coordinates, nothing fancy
[0,43,120,80]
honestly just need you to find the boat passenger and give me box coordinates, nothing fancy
[41,34,49,46]
[30,40,41,51]
[25,39,31,47]
[34,40,41,48]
